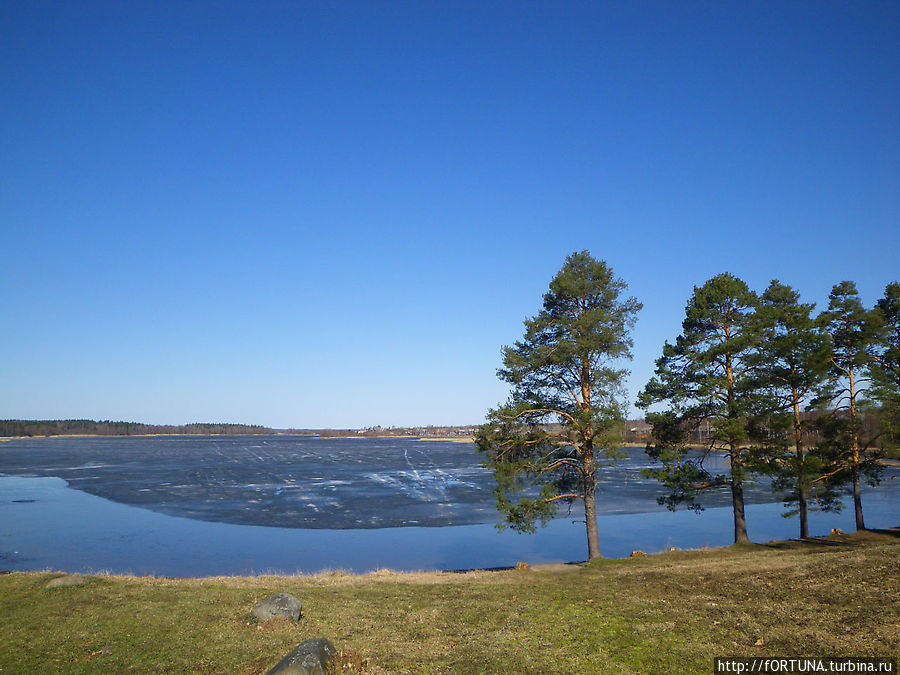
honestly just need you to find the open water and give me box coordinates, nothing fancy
[1,435,897,576]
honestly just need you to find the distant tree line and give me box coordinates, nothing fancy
[318,425,476,438]
[0,419,275,437]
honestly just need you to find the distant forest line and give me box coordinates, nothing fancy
[0,419,278,438]
[0,419,475,439]
[3,417,894,451]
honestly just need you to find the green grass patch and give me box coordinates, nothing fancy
[1,528,898,673]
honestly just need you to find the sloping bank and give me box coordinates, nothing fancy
[1,528,897,674]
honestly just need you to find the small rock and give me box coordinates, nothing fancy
[45,574,88,589]
[253,593,303,622]
[514,561,529,571]
[266,638,336,675]
[630,550,646,557]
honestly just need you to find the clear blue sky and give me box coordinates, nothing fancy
[2,1,898,428]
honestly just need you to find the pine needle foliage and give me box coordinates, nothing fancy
[475,251,641,560]
[868,281,900,444]
[638,273,760,544]
[815,281,885,530]
[748,280,834,537]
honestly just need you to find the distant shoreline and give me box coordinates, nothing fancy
[417,436,474,443]
[0,433,306,440]
[0,433,478,443]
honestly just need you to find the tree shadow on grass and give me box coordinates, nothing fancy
[760,525,900,552]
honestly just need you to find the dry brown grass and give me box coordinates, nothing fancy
[1,528,897,674]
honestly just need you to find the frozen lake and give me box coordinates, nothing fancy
[1,435,897,576]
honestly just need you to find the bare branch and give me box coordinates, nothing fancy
[541,492,584,504]
[538,459,587,475]
[499,407,579,427]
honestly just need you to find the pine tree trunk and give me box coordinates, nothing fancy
[731,477,749,543]
[583,477,602,559]
[794,400,808,538]
[798,484,809,539]
[849,367,866,531]
[853,467,865,531]
[731,448,749,544]
[579,373,601,560]
[725,355,748,544]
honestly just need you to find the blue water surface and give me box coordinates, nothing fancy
[0,436,897,576]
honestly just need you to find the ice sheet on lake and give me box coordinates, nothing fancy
[2,473,898,577]
[0,435,893,530]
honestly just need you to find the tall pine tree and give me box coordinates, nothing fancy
[638,273,759,544]
[817,281,881,531]
[749,280,832,538]
[868,282,900,445]
[475,251,641,560]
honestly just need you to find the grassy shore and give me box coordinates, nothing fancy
[1,528,897,674]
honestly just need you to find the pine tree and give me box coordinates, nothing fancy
[868,282,900,445]
[475,251,641,560]
[638,273,759,544]
[817,281,881,531]
[748,280,832,537]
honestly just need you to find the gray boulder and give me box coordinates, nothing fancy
[253,593,302,622]
[266,638,336,675]
[45,574,88,589]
